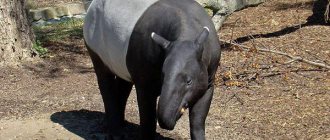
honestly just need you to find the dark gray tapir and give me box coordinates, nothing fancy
[83,0,221,139]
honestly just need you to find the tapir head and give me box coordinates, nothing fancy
[151,27,210,130]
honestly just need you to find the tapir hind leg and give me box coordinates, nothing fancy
[86,47,133,139]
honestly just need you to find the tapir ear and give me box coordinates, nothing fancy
[151,32,170,49]
[195,27,209,45]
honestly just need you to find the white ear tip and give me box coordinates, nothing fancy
[203,26,210,32]
[151,32,155,38]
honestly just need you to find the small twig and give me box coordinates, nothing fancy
[230,18,241,44]
[250,36,329,67]
[234,68,324,78]
[261,72,282,77]
[224,93,244,105]
[310,38,330,42]
[220,39,330,69]
[284,57,300,64]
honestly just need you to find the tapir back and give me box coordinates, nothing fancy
[83,0,158,82]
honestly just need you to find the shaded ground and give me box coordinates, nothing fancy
[1,0,329,139]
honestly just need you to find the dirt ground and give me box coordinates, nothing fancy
[1,0,329,139]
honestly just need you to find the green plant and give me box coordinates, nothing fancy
[33,18,84,43]
[32,18,84,58]
[32,40,48,57]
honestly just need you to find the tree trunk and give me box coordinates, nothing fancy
[325,0,330,23]
[0,0,35,66]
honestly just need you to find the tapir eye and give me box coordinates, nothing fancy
[186,79,192,85]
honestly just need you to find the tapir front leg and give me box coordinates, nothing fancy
[189,86,214,140]
[135,85,158,140]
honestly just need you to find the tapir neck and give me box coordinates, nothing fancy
[145,2,201,43]
[126,0,212,83]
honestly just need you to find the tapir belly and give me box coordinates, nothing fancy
[83,0,158,82]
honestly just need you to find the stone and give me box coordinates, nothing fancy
[62,3,86,15]
[29,9,44,21]
[55,6,70,17]
[83,0,92,10]
[43,8,58,20]
[73,14,86,19]
[32,19,46,26]
[204,8,214,16]
[195,0,265,31]
[29,2,87,21]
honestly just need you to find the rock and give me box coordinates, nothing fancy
[196,0,265,11]
[204,8,214,16]
[29,7,59,21]
[55,6,70,17]
[43,8,58,20]
[62,3,86,16]
[83,0,93,10]
[29,2,86,21]
[32,19,46,26]
[45,19,62,25]
[73,14,86,19]
[246,0,266,5]
[29,9,44,21]
[31,13,86,27]
[195,0,265,31]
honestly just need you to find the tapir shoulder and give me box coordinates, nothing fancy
[83,0,159,82]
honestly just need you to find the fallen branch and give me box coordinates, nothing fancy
[233,68,324,78]
[220,39,330,69]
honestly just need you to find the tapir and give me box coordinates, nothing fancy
[83,0,221,139]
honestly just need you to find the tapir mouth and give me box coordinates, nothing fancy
[158,102,189,130]
[177,102,189,119]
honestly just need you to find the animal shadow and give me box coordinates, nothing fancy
[50,109,174,140]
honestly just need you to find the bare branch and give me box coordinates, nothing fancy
[220,39,330,69]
